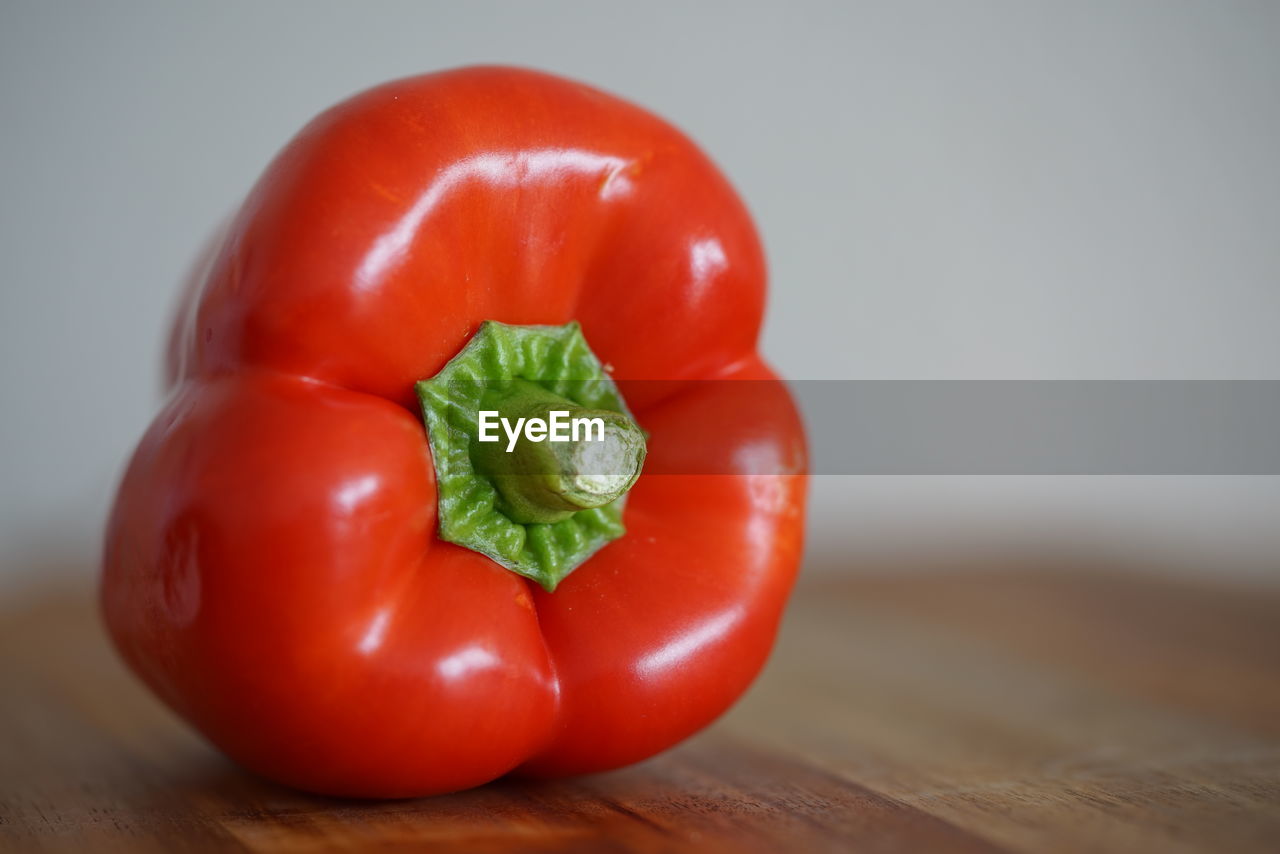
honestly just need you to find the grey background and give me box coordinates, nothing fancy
[3,1,1279,592]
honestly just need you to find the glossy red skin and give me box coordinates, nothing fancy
[103,66,807,798]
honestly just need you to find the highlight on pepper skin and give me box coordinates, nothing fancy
[100,66,808,798]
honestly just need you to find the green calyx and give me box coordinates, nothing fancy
[415,321,646,591]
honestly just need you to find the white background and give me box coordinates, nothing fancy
[3,1,1279,592]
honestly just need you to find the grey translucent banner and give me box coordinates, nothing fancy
[428,380,1280,475]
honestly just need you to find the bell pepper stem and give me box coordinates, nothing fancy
[416,320,644,590]
[471,380,646,524]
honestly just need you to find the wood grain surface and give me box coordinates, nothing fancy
[2,555,1279,853]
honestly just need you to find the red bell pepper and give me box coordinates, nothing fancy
[102,66,808,798]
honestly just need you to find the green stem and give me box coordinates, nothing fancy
[471,380,646,524]
[415,321,646,591]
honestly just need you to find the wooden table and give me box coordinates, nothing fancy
[3,556,1279,852]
